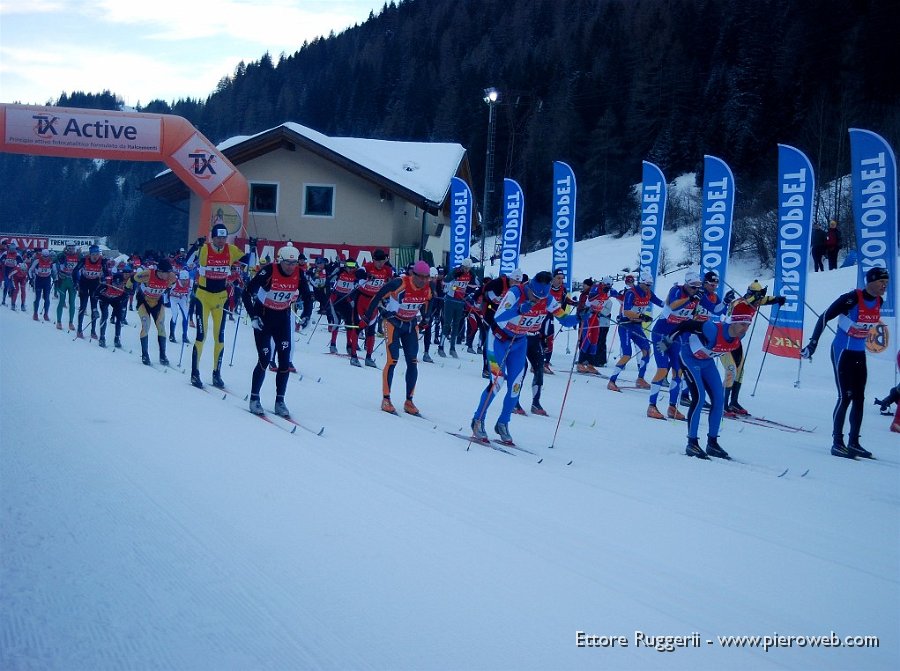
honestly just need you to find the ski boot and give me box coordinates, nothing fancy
[349,357,362,367]
[403,399,421,416]
[705,436,730,459]
[56,321,63,330]
[482,369,491,379]
[90,331,98,340]
[33,312,39,321]
[43,312,50,321]
[449,347,459,359]
[667,405,686,421]
[466,345,476,354]
[679,393,692,408]
[647,405,666,420]
[9,304,15,312]
[190,370,204,389]
[274,399,290,418]
[830,436,854,459]
[422,352,434,363]
[381,397,397,415]
[68,322,75,331]
[329,344,338,354]
[543,363,554,375]
[141,352,152,366]
[848,438,873,460]
[531,401,549,417]
[685,437,710,459]
[211,370,225,389]
[114,336,122,349]
[437,346,446,358]
[635,377,651,389]
[364,357,378,368]
[494,422,514,444]
[169,333,177,344]
[470,419,488,442]
[249,398,265,415]
[727,402,749,416]
[607,379,622,392]
[513,403,527,416]
[98,337,106,348]
[158,336,169,365]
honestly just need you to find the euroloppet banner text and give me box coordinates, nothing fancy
[765,144,815,359]
[500,178,524,275]
[849,128,897,359]
[639,161,666,283]
[700,155,735,292]
[449,177,473,268]
[551,161,576,291]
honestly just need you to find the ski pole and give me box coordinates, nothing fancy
[228,307,242,366]
[549,344,582,450]
[750,304,780,397]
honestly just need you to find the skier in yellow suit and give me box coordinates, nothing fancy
[186,223,255,389]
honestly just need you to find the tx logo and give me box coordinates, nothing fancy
[32,114,60,138]
[188,151,217,178]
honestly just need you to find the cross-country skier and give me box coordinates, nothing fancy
[242,244,313,418]
[74,244,104,339]
[54,241,80,330]
[357,249,395,366]
[662,300,756,459]
[29,249,54,321]
[361,260,432,415]
[132,259,177,365]
[607,270,663,393]
[801,267,890,459]
[470,271,578,444]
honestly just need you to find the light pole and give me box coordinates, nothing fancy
[480,87,499,272]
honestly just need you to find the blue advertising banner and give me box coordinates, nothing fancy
[639,161,666,283]
[500,178,524,275]
[765,144,815,359]
[849,128,897,358]
[700,155,736,291]
[551,161,576,291]
[449,176,473,268]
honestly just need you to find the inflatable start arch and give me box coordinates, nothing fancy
[0,103,248,240]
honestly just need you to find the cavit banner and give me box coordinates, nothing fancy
[551,161,576,291]
[700,155,736,292]
[849,128,897,358]
[449,177,473,268]
[764,145,815,359]
[639,161,667,283]
[499,179,524,275]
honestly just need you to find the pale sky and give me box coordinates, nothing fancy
[0,0,386,107]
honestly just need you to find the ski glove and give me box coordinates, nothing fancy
[800,339,817,360]
[299,316,310,329]
[723,289,737,304]
[774,295,787,306]
[251,317,264,331]
[641,314,653,323]
[519,301,535,314]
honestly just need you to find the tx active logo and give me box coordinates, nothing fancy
[32,114,59,141]
[188,150,218,179]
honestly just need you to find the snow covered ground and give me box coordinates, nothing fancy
[1,232,897,670]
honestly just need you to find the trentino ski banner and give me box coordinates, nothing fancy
[765,145,815,359]
[639,161,667,283]
[551,161,576,291]
[700,155,736,292]
[499,178,524,275]
[449,177,473,268]
[849,128,897,359]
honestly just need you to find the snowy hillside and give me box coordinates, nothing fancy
[1,232,897,671]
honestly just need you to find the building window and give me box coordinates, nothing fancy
[250,183,278,214]
[303,184,335,218]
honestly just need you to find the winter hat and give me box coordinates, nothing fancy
[703,271,719,283]
[601,275,614,286]
[684,271,702,287]
[156,259,173,273]
[41,249,51,257]
[278,245,300,262]
[89,244,101,255]
[429,267,438,278]
[179,270,190,280]
[412,260,430,276]
[624,274,635,285]
[866,266,890,283]
[211,223,228,238]
[527,271,553,298]
[728,301,756,323]
[508,268,524,282]
[461,257,473,268]
[372,248,388,261]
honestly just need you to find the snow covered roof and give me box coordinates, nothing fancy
[144,122,469,211]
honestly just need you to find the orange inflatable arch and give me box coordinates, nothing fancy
[0,103,248,240]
